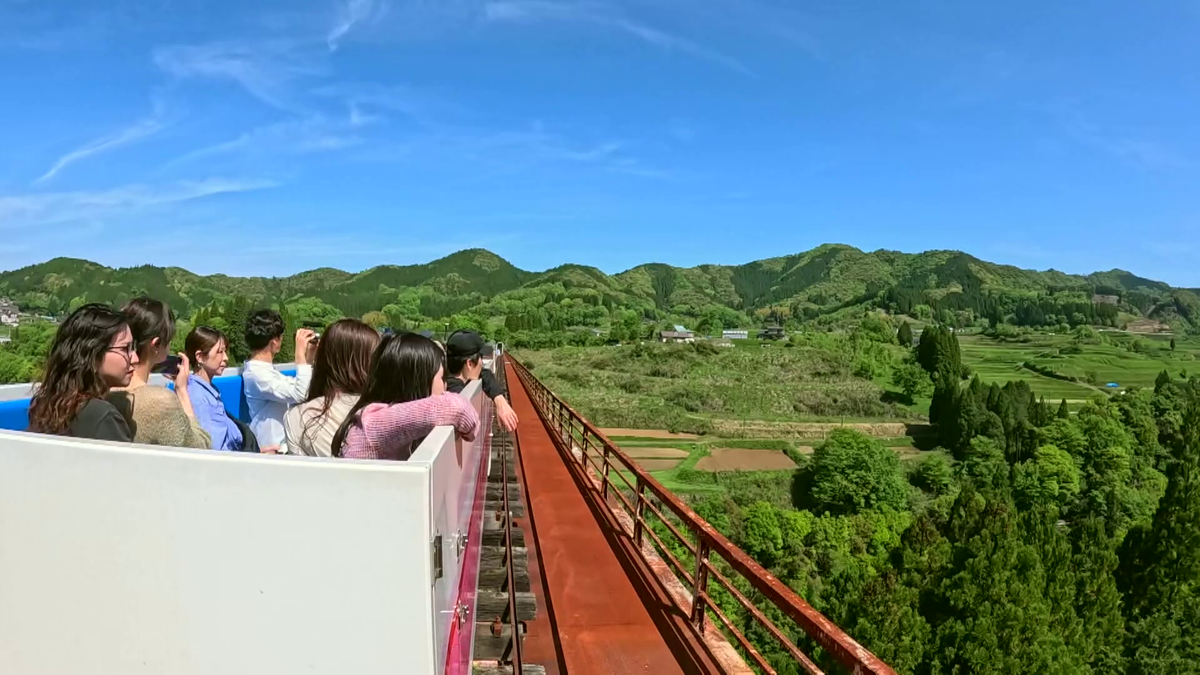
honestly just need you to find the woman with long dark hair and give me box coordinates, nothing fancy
[107,297,211,448]
[283,318,380,457]
[332,332,478,460]
[28,303,139,441]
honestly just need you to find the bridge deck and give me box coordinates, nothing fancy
[505,362,721,675]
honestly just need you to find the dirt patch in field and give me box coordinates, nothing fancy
[712,420,913,439]
[795,446,815,455]
[635,459,683,471]
[622,447,691,459]
[696,448,799,472]
[601,428,700,439]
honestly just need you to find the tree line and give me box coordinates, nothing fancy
[653,326,1199,674]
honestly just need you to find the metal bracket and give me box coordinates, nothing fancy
[453,601,471,628]
[431,534,443,581]
[456,530,469,558]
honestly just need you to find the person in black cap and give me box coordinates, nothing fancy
[444,330,519,432]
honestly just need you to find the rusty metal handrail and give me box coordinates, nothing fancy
[508,355,896,675]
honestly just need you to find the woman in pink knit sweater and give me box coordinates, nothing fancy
[331,332,478,460]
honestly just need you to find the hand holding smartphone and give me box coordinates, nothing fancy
[153,355,183,378]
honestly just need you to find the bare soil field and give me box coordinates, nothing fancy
[600,428,700,439]
[635,459,684,471]
[621,447,691,459]
[695,448,799,472]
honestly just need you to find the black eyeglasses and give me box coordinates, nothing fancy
[107,343,137,359]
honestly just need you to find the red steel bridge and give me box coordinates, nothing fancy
[479,355,896,675]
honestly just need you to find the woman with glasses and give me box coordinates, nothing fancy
[27,303,139,441]
[107,297,211,449]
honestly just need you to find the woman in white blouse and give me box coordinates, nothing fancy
[283,319,380,457]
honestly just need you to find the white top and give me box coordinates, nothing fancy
[242,360,313,451]
[283,393,360,458]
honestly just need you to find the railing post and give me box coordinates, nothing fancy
[632,479,646,547]
[600,442,610,500]
[691,534,711,632]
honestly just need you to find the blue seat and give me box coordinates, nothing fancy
[0,369,299,432]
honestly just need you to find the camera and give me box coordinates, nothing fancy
[152,355,183,378]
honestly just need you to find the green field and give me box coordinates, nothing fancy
[960,332,1200,401]
[519,330,1200,441]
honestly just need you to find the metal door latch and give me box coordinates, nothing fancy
[431,534,443,581]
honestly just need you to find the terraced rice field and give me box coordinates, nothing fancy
[622,447,690,459]
[960,333,1200,401]
[635,459,684,471]
[695,448,799,472]
[600,428,700,440]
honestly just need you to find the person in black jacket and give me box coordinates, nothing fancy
[444,330,518,432]
[27,304,139,442]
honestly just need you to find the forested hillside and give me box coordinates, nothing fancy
[2,245,1195,341]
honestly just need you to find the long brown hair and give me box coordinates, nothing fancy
[331,332,444,457]
[303,319,380,444]
[28,304,129,435]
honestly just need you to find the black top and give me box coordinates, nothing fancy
[67,398,133,442]
[445,368,504,400]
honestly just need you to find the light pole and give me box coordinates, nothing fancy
[443,322,450,342]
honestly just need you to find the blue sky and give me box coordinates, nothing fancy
[2,1,1198,284]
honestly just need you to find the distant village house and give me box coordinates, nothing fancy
[722,329,749,340]
[659,325,695,343]
[757,326,786,340]
[0,299,18,327]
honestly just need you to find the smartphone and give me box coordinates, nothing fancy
[153,355,183,378]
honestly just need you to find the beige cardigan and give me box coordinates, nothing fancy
[108,383,212,449]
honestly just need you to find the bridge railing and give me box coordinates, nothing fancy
[508,355,896,675]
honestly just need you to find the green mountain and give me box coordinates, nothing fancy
[1,244,1194,332]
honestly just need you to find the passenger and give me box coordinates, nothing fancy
[27,303,138,441]
[242,309,316,453]
[444,330,519,432]
[283,318,380,457]
[185,326,255,452]
[332,332,478,461]
[107,298,211,449]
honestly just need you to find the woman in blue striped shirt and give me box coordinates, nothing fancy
[184,327,244,452]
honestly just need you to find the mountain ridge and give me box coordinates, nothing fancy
[2,245,1195,331]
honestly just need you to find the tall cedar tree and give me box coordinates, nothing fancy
[897,320,913,347]
[1120,406,1200,674]
[1071,518,1128,672]
[1058,398,1071,419]
[928,490,1086,674]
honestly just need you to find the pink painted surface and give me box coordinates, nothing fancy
[443,411,493,675]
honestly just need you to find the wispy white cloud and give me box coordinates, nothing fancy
[166,117,363,169]
[327,0,389,52]
[1057,111,1192,172]
[482,1,752,76]
[154,41,325,112]
[35,101,170,184]
[0,178,279,229]
[311,82,447,126]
